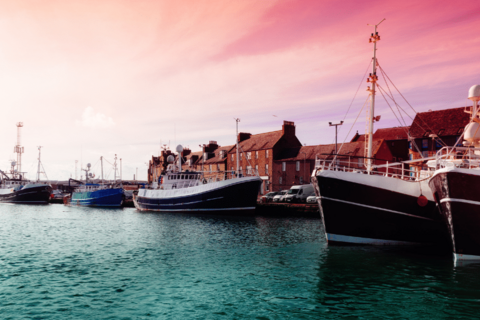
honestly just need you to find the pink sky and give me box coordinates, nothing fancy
[0,0,479,180]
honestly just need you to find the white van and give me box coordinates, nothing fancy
[284,184,315,203]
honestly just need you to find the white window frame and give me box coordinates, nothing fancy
[255,151,258,159]
[266,150,269,158]
[279,176,282,184]
[296,161,300,171]
[282,162,286,172]
[265,164,269,175]
[247,152,251,160]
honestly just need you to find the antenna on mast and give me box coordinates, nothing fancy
[365,18,385,171]
[234,118,241,176]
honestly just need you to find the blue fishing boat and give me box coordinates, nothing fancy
[64,158,124,207]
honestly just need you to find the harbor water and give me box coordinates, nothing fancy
[0,205,479,319]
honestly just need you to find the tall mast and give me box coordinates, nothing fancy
[14,122,24,179]
[234,118,240,175]
[114,154,117,183]
[101,156,104,184]
[366,19,385,171]
[37,146,42,182]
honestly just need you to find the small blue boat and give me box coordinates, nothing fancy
[64,158,124,207]
[68,184,124,207]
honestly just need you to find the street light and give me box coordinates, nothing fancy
[329,121,344,155]
[300,151,306,184]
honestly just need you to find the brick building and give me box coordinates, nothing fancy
[227,121,302,194]
[272,139,394,192]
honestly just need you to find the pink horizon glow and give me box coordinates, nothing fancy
[0,0,479,180]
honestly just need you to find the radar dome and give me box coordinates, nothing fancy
[87,163,91,168]
[167,155,175,163]
[468,85,480,102]
[464,122,480,142]
[176,144,184,153]
[11,161,16,167]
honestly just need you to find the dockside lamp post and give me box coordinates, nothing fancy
[329,121,344,155]
[301,151,306,184]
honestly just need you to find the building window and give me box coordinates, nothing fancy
[266,181,269,191]
[300,176,303,184]
[204,153,207,161]
[296,161,300,171]
[239,167,243,175]
[422,151,429,158]
[358,158,363,167]
[255,151,258,159]
[231,166,234,173]
[282,162,286,172]
[247,166,252,174]
[240,153,242,161]
[231,154,234,161]
[279,177,282,184]
[422,139,429,149]
[247,152,251,160]
[265,164,269,175]
[255,165,258,174]
[209,164,212,172]
[217,164,220,171]
[266,150,269,158]
[219,150,224,158]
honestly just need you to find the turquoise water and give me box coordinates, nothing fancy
[0,205,479,319]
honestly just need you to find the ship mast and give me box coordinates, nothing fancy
[14,122,24,179]
[366,19,385,171]
[234,118,240,175]
[37,146,42,182]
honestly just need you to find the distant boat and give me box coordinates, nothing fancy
[134,144,262,214]
[0,126,52,205]
[428,85,480,261]
[64,156,124,207]
[0,169,52,204]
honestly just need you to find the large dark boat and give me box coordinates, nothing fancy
[312,21,449,246]
[134,144,262,214]
[428,85,480,260]
[0,124,52,204]
[0,170,52,204]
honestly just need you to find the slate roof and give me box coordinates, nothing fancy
[228,130,284,153]
[354,126,410,142]
[409,107,470,138]
[277,140,386,161]
[204,145,234,164]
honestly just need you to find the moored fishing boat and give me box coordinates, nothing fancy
[312,21,449,246]
[134,144,262,214]
[64,156,124,207]
[428,85,480,260]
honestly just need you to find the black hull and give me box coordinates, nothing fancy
[313,173,449,246]
[135,178,261,215]
[0,185,52,204]
[429,170,480,259]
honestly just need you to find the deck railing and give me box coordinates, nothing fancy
[433,146,480,170]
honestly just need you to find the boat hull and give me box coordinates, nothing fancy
[313,170,449,246]
[429,168,480,260]
[134,176,262,214]
[68,188,124,207]
[0,184,52,204]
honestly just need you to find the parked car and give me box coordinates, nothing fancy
[285,184,315,203]
[306,195,317,204]
[260,191,279,203]
[273,190,289,202]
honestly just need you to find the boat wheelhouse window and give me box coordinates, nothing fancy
[300,176,303,184]
[240,153,242,161]
[422,139,429,149]
[231,154,234,161]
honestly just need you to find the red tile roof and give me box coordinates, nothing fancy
[353,126,410,142]
[204,145,234,164]
[277,140,386,161]
[409,107,470,138]
[228,130,284,153]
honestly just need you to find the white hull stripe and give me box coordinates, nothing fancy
[440,198,480,206]
[138,197,223,207]
[327,233,425,245]
[320,196,434,221]
[137,207,255,212]
[454,252,480,261]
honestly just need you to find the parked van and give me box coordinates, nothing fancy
[284,184,315,203]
